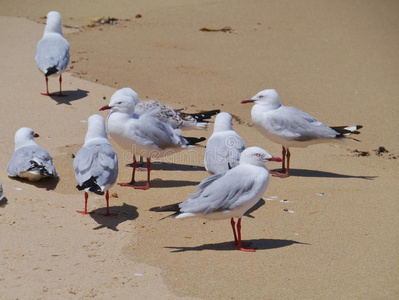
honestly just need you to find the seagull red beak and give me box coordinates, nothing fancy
[34,133,40,138]
[241,99,255,104]
[269,156,282,162]
[99,105,112,111]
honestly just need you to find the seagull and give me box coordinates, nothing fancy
[204,112,245,174]
[111,88,220,131]
[99,89,206,190]
[150,147,282,252]
[74,115,118,216]
[242,89,362,177]
[35,11,70,96]
[7,128,57,181]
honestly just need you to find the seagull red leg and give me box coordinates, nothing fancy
[272,147,290,178]
[57,74,67,97]
[104,190,110,216]
[119,154,137,187]
[236,218,255,252]
[135,158,151,190]
[77,192,92,215]
[231,218,238,245]
[41,77,50,96]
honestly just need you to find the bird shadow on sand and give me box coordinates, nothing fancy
[126,162,206,172]
[272,168,377,180]
[90,202,138,231]
[244,198,265,218]
[0,197,8,208]
[49,89,89,105]
[134,178,200,188]
[166,239,309,253]
[11,176,59,190]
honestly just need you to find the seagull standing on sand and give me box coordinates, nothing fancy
[74,115,118,216]
[204,112,245,174]
[99,89,205,190]
[242,89,362,177]
[35,11,70,96]
[112,88,220,131]
[151,147,282,252]
[7,128,57,181]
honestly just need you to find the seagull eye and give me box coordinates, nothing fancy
[117,101,122,104]
[258,95,263,99]
[255,153,262,157]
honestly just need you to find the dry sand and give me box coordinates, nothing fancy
[0,0,398,299]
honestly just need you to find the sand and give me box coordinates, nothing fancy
[0,0,398,299]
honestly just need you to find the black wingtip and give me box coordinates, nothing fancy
[184,136,206,145]
[76,176,104,195]
[45,66,59,77]
[331,125,363,138]
[189,110,220,122]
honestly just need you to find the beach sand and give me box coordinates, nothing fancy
[0,0,398,299]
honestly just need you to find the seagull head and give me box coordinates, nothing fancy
[99,88,140,114]
[44,11,63,35]
[85,114,108,142]
[240,146,282,166]
[213,112,233,132]
[14,127,39,150]
[241,89,281,109]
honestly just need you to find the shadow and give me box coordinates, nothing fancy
[90,203,138,231]
[166,238,309,252]
[272,168,377,180]
[10,176,59,190]
[126,162,206,172]
[244,198,265,218]
[0,197,8,208]
[148,179,200,188]
[49,89,89,105]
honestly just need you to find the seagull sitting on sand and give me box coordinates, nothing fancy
[150,147,282,252]
[74,115,118,216]
[242,89,362,177]
[204,112,245,174]
[99,88,206,190]
[112,88,220,131]
[7,128,57,181]
[35,11,70,96]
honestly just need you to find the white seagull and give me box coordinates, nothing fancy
[35,11,70,96]
[151,147,282,252]
[111,88,220,131]
[7,128,57,181]
[99,89,205,190]
[242,89,362,177]
[204,112,245,174]
[74,115,118,216]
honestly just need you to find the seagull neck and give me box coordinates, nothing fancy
[44,23,63,35]
[15,140,38,151]
[214,122,233,132]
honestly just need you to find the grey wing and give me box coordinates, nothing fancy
[130,116,186,150]
[35,35,70,73]
[179,168,256,215]
[74,144,118,188]
[267,106,337,141]
[205,132,245,174]
[7,146,57,177]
